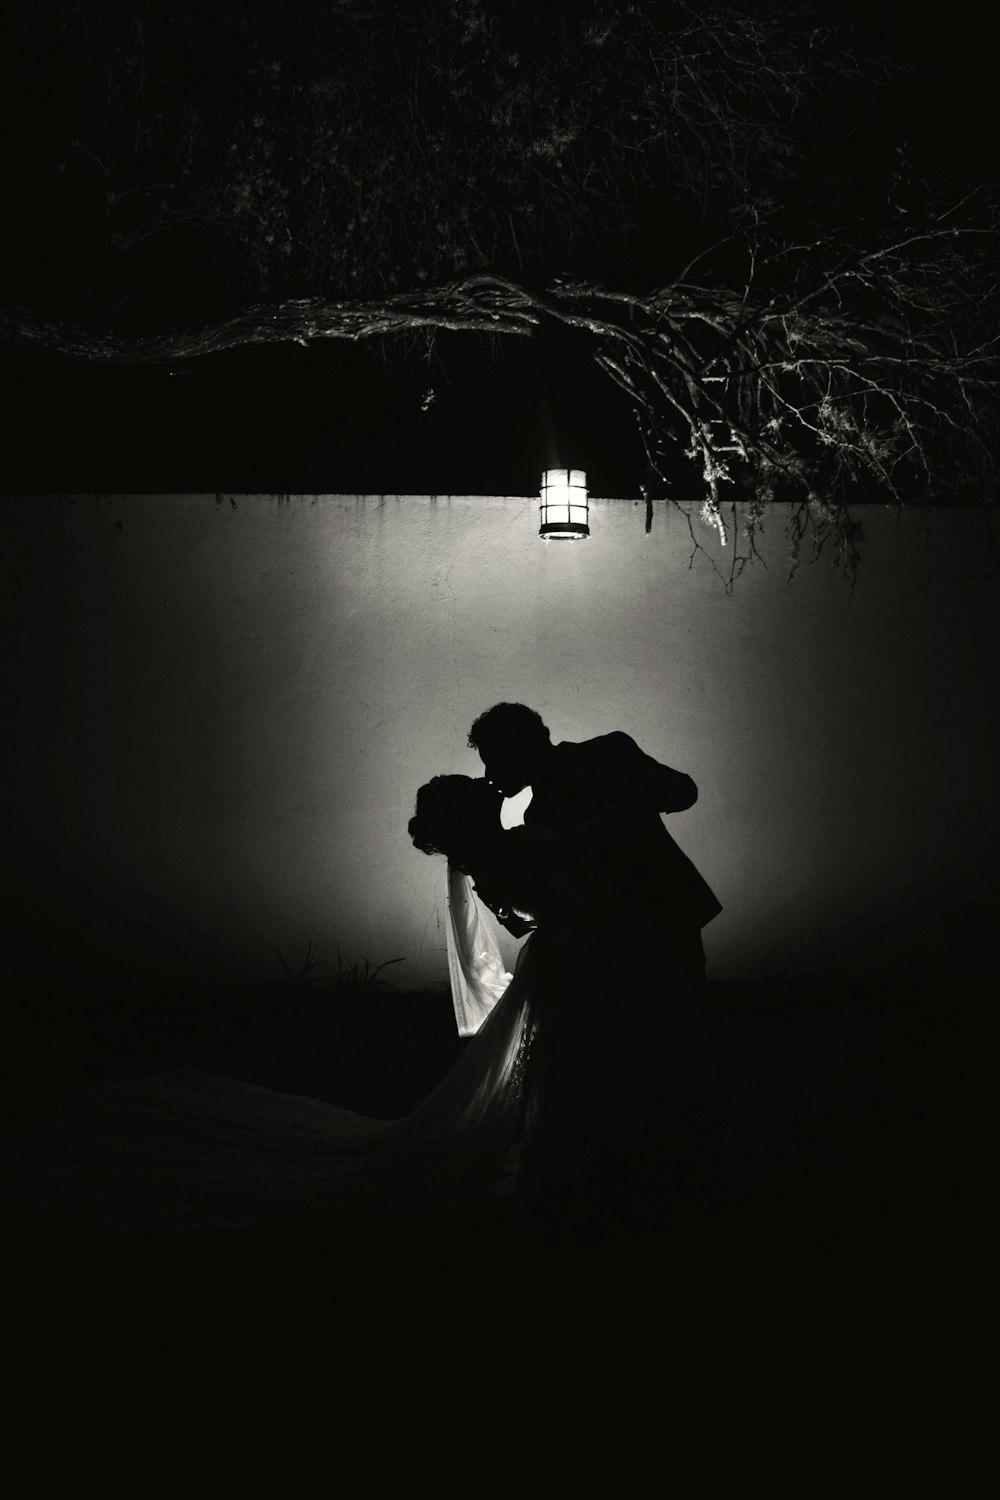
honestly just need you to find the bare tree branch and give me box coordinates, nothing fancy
[5,209,996,587]
[4,3,995,586]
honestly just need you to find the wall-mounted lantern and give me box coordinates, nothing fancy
[539,468,589,541]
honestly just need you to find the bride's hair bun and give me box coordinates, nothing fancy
[408,808,443,857]
[409,774,492,857]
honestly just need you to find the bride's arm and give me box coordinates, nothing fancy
[474,884,536,938]
[464,832,542,935]
[466,852,537,936]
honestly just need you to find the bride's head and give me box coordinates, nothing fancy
[408,775,502,861]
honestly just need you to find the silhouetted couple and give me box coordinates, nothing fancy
[3,703,723,1239]
[409,702,724,1238]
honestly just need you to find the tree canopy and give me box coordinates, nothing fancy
[2,0,998,583]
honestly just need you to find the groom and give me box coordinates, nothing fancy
[467,701,721,986]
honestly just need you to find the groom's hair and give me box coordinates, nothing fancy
[468,702,550,752]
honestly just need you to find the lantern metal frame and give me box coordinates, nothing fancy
[539,468,589,540]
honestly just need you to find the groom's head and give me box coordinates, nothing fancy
[468,703,552,797]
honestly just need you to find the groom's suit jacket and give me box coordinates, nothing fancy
[523,732,722,934]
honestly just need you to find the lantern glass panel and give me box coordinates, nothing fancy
[539,468,589,540]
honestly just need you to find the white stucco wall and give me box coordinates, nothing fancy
[2,494,996,990]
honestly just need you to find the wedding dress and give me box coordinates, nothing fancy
[2,869,536,1232]
[4,829,729,1233]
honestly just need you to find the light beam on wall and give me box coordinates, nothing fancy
[539,468,589,540]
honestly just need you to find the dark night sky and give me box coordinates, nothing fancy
[0,3,995,496]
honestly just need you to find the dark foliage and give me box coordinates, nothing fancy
[2,2,997,579]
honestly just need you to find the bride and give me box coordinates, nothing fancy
[2,776,726,1236]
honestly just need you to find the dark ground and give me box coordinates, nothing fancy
[0,962,964,1298]
[0,979,968,1459]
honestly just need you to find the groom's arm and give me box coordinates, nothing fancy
[622,734,697,813]
[592,732,697,814]
[561,734,697,856]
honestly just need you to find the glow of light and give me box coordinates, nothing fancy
[539,468,589,540]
